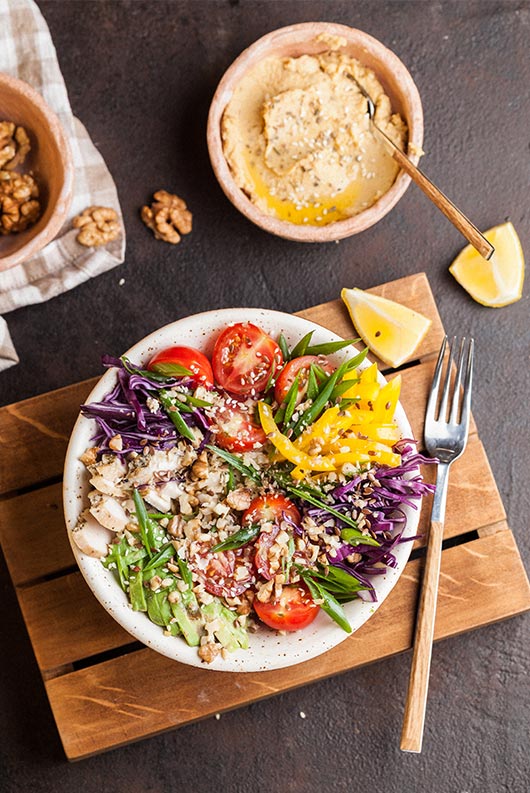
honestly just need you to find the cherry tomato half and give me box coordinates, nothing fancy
[274,355,335,406]
[194,545,254,599]
[212,323,283,397]
[211,398,266,453]
[253,583,319,631]
[243,495,301,581]
[148,346,214,386]
[243,494,301,528]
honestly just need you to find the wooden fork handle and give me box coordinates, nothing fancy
[375,126,494,261]
[400,517,445,753]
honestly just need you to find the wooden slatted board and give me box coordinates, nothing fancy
[0,272,528,761]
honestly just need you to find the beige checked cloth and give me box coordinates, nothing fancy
[0,0,125,371]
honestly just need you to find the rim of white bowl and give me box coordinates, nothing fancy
[63,308,421,672]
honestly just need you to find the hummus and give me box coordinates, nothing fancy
[221,38,408,225]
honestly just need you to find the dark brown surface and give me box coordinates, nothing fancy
[0,0,528,789]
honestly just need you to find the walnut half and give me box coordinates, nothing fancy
[0,121,31,170]
[141,190,192,244]
[0,170,40,234]
[73,205,121,247]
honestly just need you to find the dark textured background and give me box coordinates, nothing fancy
[1,1,529,790]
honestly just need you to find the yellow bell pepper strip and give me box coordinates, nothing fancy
[372,375,401,423]
[294,404,374,452]
[327,437,401,465]
[345,424,401,445]
[328,449,401,468]
[360,362,378,383]
[258,402,335,472]
[339,369,381,405]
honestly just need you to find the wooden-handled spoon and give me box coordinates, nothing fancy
[349,75,495,261]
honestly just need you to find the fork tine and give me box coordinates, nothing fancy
[459,338,474,430]
[449,338,466,424]
[425,336,447,423]
[437,336,456,422]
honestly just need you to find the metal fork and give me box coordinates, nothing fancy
[400,336,474,753]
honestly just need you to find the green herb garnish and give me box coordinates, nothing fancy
[159,390,196,442]
[278,333,291,362]
[290,330,314,359]
[298,568,352,633]
[305,338,360,356]
[211,523,260,552]
[206,444,261,483]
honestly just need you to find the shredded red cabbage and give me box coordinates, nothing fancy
[81,356,209,456]
[299,441,436,602]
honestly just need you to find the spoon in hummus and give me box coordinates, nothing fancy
[349,75,495,261]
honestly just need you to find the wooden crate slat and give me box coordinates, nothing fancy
[0,378,96,495]
[17,573,131,670]
[0,482,75,585]
[299,272,445,366]
[44,529,530,760]
[1,272,528,761]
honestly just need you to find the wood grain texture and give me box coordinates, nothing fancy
[0,378,96,495]
[17,572,131,669]
[43,529,530,760]
[0,483,75,585]
[0,271,528,762]
[400,518,445,753]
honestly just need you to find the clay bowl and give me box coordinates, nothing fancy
[207,22,423,243]
[0,73,73,271]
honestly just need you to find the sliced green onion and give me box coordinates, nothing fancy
[206,444,261,483]
[211,524,260,552]
[305,338,360,356]
[283,372,301,427]
[143,542,175,573]
[159,390,196,442]
[290,331,314,359]
[177,556,193,588]
[286,485,362,532]
[306,364,319,401]
[150,361,193,377]
[299,569,352,633]
[278,333,291,362]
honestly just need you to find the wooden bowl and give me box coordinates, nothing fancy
[207,22,424,242]
[0,73,73,272]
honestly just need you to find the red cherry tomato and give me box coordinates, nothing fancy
[195,546,254,598]
[243,494,301,527]
[148,346,214,386]
[211,397,266,453]
[243,494,301,581]
[274,355,335,405]
[253,583,319,631]
[212,323,283,397]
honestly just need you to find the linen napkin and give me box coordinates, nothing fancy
[0,0,125,371]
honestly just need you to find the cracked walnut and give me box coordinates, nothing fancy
[0,170,40,235]
[141,190,192,244]
[0,121,31,170]
[73,206,121,247]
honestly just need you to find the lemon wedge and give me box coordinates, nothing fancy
[449,222,525,307]
[341,287,432,368]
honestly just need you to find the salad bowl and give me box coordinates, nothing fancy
[63,308,423,672]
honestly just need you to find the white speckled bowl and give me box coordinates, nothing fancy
[207,22,423,242]
[63,309,420,672]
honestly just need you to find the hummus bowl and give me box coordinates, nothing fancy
[63,308,422,673]
[207,22,423,242]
